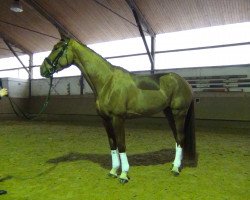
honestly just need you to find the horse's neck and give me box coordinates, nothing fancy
[71,40,113,95]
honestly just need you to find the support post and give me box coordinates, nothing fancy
[151,36,155,74]
[80,73,84,95]
[3,39,31,76]
[126,0,156,73]
[29,54,33,98]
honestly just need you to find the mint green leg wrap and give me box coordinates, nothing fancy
[109,168,118,178]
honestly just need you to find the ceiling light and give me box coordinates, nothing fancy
[10,0,23,13]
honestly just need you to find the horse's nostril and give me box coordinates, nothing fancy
[40,68,44,76]
[40,67,47,77]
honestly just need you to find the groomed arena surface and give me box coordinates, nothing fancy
[0,117,249,199]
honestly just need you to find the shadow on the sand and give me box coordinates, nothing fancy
[47,149,176,169]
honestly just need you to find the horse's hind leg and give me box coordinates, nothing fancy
[164,107,186,175]
[102,118,120,177]
[172,111,186,175]
[164,107,178,142]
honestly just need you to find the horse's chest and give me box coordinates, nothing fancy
[96,91,127,116]
[96,99,108,117]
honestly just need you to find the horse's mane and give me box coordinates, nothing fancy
[74,38,131,74]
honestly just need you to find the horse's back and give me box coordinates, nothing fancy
[132,73,170,90]
[131,72,192,97]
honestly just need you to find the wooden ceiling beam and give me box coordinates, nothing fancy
[23,0,81,42]
[0,47,23,54]
[0,32,32,55]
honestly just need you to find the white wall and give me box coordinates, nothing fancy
[1,78,29,98]
[31,76,80,96]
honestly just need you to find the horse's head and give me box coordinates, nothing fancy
[40,37,74,78]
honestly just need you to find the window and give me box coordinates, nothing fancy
[0,22,249,79]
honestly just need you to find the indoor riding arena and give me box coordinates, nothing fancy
[0,0,249,199]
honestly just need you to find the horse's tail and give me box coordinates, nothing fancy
[183,99,197,166]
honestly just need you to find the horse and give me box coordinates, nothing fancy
[40,35,196,183]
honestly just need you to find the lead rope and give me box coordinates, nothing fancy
[5,76,53,120]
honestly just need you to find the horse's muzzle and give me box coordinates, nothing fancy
[40,60,52,78]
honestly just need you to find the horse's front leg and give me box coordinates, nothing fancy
[112,116,130,183]
[102,118,120,178]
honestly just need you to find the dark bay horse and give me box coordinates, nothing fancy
[40,36,196,183]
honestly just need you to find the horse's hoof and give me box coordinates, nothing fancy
[119,178,129,184]
[108,168,118,178]
[171,170,180,176]
[0,190,7,195]
[171,166,180,176]
[118,172,130,184]
[108,173,118,178]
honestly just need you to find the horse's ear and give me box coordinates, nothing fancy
[58,30,69,41]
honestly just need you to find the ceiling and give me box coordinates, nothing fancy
[0,0,249,59]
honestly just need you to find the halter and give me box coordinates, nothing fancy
[45,40,69,76]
